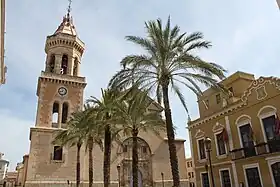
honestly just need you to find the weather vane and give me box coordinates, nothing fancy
[67,0,72,15]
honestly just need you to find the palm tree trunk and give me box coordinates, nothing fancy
[76,143,82,187]
[132,128,139,187]
[103,124,111,187]
[162,85,180,187]
[88,136,94,187]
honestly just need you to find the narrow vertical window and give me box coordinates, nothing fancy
[216,132,226,155]
[220,170,231,187]
[52,102,59,127]
[49,55,55,73]
[201,173,210,187]
[53,146,63,161]
[73,57,78,76]
[123,145,128,152]
[61,54,68,75]
[61,103,69,124]
[228,87,234,97]
[198,139,206,159]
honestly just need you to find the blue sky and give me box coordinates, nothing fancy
[1,0,280,170]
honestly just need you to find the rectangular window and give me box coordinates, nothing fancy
[216,132,226,155]
[190,161,192,167]
[142,146,147,153]
[228,87,234,97]
[198,139,206,159]
[53,146,63,161]
[220,169,231,187]
[245,167,262,187]
[262,115,280,152]
[188,172,191,178]
[216,94,221,104]
[123,145,128,152]
[191,172,194,178]
[187,162,190,167]
[201,173,210,187]
[239,124,256,157]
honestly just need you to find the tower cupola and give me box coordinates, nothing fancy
[43,5,85,77]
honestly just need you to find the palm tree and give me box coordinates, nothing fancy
[87,88,123,187]
[82,105,104,187]
[52,109,89,187]
[109,16,227,187]
[114,88,165,187]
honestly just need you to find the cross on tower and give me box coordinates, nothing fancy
[67,0,72,15]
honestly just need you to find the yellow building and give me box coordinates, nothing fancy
[0,0,6,85]
[188,71,280,187]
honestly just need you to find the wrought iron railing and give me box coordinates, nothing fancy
[230,140,280,160]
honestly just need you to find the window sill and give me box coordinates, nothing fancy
[198,159,207,163]
[50,159,64,163]
[216,154,227,159]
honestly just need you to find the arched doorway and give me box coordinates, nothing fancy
[271,162,280,186]
[130,170,143,187]
[119,137,153,187]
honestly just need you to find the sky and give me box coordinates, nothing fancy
[0,0,280,171]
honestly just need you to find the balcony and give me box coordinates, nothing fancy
[230,139,280,160]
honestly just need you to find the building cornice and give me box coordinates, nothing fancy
[36,71,87,96]
[188,76,280,129]
[188,102,245,129]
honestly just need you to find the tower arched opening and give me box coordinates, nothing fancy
[49,55,55,73]
[61,54,68,74]
[52,102,59,126]
[62,102,69,124]
[73,57,78,76]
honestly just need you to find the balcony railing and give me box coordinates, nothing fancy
[230,139,280,160]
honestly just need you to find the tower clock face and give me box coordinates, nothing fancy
[58,87,68,96]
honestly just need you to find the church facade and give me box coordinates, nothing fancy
[22,11,189,187]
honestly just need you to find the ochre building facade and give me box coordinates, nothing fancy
[188,71,280,187]
[21,11,189,187]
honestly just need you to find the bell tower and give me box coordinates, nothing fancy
[35,9,86,129]
[25,4,87,186]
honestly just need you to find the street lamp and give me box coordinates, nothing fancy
[117,164,121,187]
[204,137,215,187]
[161,172,164,187]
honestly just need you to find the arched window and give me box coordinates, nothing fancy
[52,102,59,127]
[61,54,68,75]
[62,102,69,124]
[121,137,151,159]
[49,55,55,73]
[73,57,78,76]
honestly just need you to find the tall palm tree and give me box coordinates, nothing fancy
[109,16,227,187]
[87,88,123,187]
[82,105,104,187]
[114,88,165,187]
[52,109,89,187]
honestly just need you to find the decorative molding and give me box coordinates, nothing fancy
[256,86,267,100]
[188,102,245,128]
[194,129,205,139]
[212,122,224,132]
[241,76,280,102]
[189,76,280,129]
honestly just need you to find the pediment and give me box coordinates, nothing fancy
[212,122,224,132]
[194,129,205,139]
[241,77,280,103]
